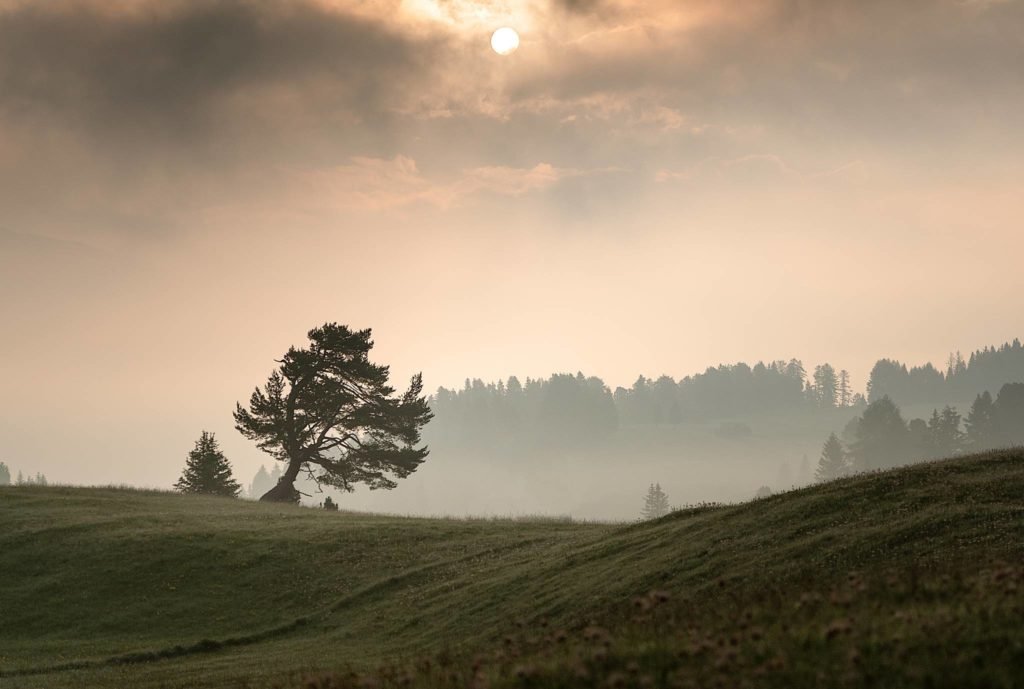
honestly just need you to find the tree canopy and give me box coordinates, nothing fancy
[430,340,1024,449]
[867,339,1024,405]
[819,382,1022,478]
[234,323,433,502]
[849,396,909,471]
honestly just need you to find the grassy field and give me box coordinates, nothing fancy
[1,450,1022,688]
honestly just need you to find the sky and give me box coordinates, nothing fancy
[1,0,1023,489]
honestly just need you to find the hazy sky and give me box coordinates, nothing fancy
[2,0,1023,488]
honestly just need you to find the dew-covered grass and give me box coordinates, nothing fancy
[1,450,1021,688]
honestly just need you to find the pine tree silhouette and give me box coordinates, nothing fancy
[175,431,241,497]
[816,432,848,481]
[641,483,670,520]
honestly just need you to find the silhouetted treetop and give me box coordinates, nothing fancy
[430,359,854,448]
[867,339,1024,405]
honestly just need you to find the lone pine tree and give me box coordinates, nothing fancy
[175,431,241,497]
[234,323,433,503]
[642,483,670,520]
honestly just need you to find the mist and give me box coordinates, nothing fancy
[4,3,1024,689]
[2,0,1024,517]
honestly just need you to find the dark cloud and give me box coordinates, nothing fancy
[0,0,1021,241]
[552,0,609,16]
[0,0,451,237]
[0,1,442,145]
[509,0,1024,153]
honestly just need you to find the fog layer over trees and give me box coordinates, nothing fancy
[271,340,1024,520]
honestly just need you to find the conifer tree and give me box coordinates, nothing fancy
[816,432,848,481]
[813,364,839,408]
[0,462,9,486]
[249,464,274,499]
[175,431,241,497]
[925,405,964,458]
[234,323,433,502]
[965,391,996,449]
[849,396,909,471]
[641,483,670,520]
[838,370,852,407]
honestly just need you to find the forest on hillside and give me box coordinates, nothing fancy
[428,339,1024,448]
[867,339,1024,404]
[816,383,1024,482]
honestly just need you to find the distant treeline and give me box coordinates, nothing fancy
[867,339,1024,405]
[430,340,1024,445]
[613,360,858,423]
[0,462,47,486]
[430,362,856,447]
[432,373,618,447]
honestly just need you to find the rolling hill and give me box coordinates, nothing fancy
[1,450,1022,688]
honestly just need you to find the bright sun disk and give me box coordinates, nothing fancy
[491,27,519,56]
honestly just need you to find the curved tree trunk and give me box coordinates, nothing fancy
[259,460,302,503]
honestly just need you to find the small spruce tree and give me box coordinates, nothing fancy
[641,483,670,520]
[323,495,339,511]
[816,432,848,481]
[175,432,241,497]
[0,462,10,486]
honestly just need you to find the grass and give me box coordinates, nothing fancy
[1,450,1022,688]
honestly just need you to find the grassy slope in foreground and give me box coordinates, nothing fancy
[1,450,1022,688]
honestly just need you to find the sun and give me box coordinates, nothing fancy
[490,27,520,56]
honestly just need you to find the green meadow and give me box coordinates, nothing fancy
[2,450,1022,688]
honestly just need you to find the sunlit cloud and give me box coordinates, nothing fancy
[296,156,617,211]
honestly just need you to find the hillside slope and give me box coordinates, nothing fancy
[1,450,1022,688]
